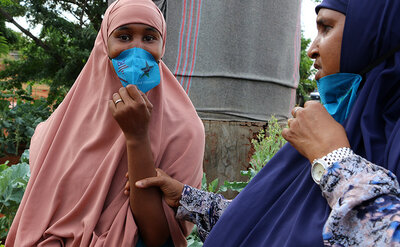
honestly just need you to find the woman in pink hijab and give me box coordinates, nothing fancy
[5,0,205,246]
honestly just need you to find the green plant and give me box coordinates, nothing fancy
[219,116,287,193]
[187,225,203,247]
[248,116,287,173]
[0,87,51,156]
[0,149,30,240]
[0,35,9,57]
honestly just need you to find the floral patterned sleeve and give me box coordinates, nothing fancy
[320,153,400,246]
[175,185,231,242]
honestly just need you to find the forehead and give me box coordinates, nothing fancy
[106,2,165,38]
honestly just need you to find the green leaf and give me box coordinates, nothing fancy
[207,178,219,193]
[20,149,29,163]
[221,181,248,193]
[187,226,203,247]
[0,35,9,56]
[0,162,30,238]
[0,164,8,172]
[201,173,207,191]
[2,120,11,129]
[0,163,30,207]
[240,170,252,179]
[187,240,203,247]
[15,116,24,125]
[5,142,16,154]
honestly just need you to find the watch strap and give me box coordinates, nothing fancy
[314,147,354,167]
[311,147,354,184]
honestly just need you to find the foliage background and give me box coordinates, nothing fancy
[298,32,317,104]
[0,0,106,104]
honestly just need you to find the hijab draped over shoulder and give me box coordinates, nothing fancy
[6,0,205,246]
[204,0,400,246]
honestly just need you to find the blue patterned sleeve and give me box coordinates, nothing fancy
[320,154,400,246]
[175,185,231,242]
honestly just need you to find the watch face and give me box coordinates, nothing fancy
[312,162,325,183]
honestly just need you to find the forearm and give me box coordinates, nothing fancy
[320,153,400,246]
[126,136,169,247]
[176,185,231,242]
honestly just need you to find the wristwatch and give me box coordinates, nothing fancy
[311,158,330,184]
[311,147,354,185]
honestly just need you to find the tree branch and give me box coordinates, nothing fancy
[0,7,64,65]
[0,7,50,51]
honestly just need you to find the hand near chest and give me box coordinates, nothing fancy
[109,84,153,141]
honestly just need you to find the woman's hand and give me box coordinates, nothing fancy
[124,168,184,208]
[108,84,153,140]
[281,101,350,163]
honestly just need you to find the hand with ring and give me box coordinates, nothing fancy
[281,101,350,163]
[114,98,123,105]
[108,85,153,140]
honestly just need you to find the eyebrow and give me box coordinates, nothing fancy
[316,18,327,26]
[145,27,162,37]
[116,26,129,31]
[145,27,158,33]
[115,25,161,36]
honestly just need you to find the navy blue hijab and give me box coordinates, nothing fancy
[204,0,400,246]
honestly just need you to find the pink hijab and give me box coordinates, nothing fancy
[6,0,205,246]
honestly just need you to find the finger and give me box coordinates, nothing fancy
[287,118,294,128]
[112,92,124,106]
[125,181,130,190]
[126,85,145,104]
[118,87,132,104]
[291,106,303,118]
[281,127,296,143]
[125,172,129,178]
[281,128,290,141]
[304,100,320,108]
[112,92,121,102]
[155,168,169,178]
[140,91,153,111]
[135,176,165,188]
[108,99,116,113]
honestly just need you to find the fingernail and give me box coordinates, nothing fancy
[135,181,142,186]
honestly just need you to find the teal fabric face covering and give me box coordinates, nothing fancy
[316,73,362,123]
[111,47,161,93]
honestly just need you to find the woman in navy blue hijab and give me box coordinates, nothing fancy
[132,0,400,245]
[201,0,400,246]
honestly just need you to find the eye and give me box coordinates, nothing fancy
[322,25,332,34]
[118,34,131,41]
[143,35,156,42]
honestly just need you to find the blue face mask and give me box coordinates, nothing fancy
[317,73,362,124]
[111,47,160,93]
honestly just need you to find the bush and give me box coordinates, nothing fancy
[0,150,30,240]
[0,87,51,157]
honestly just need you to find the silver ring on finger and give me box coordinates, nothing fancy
[114,98,123,105]
[293,107,301,118]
